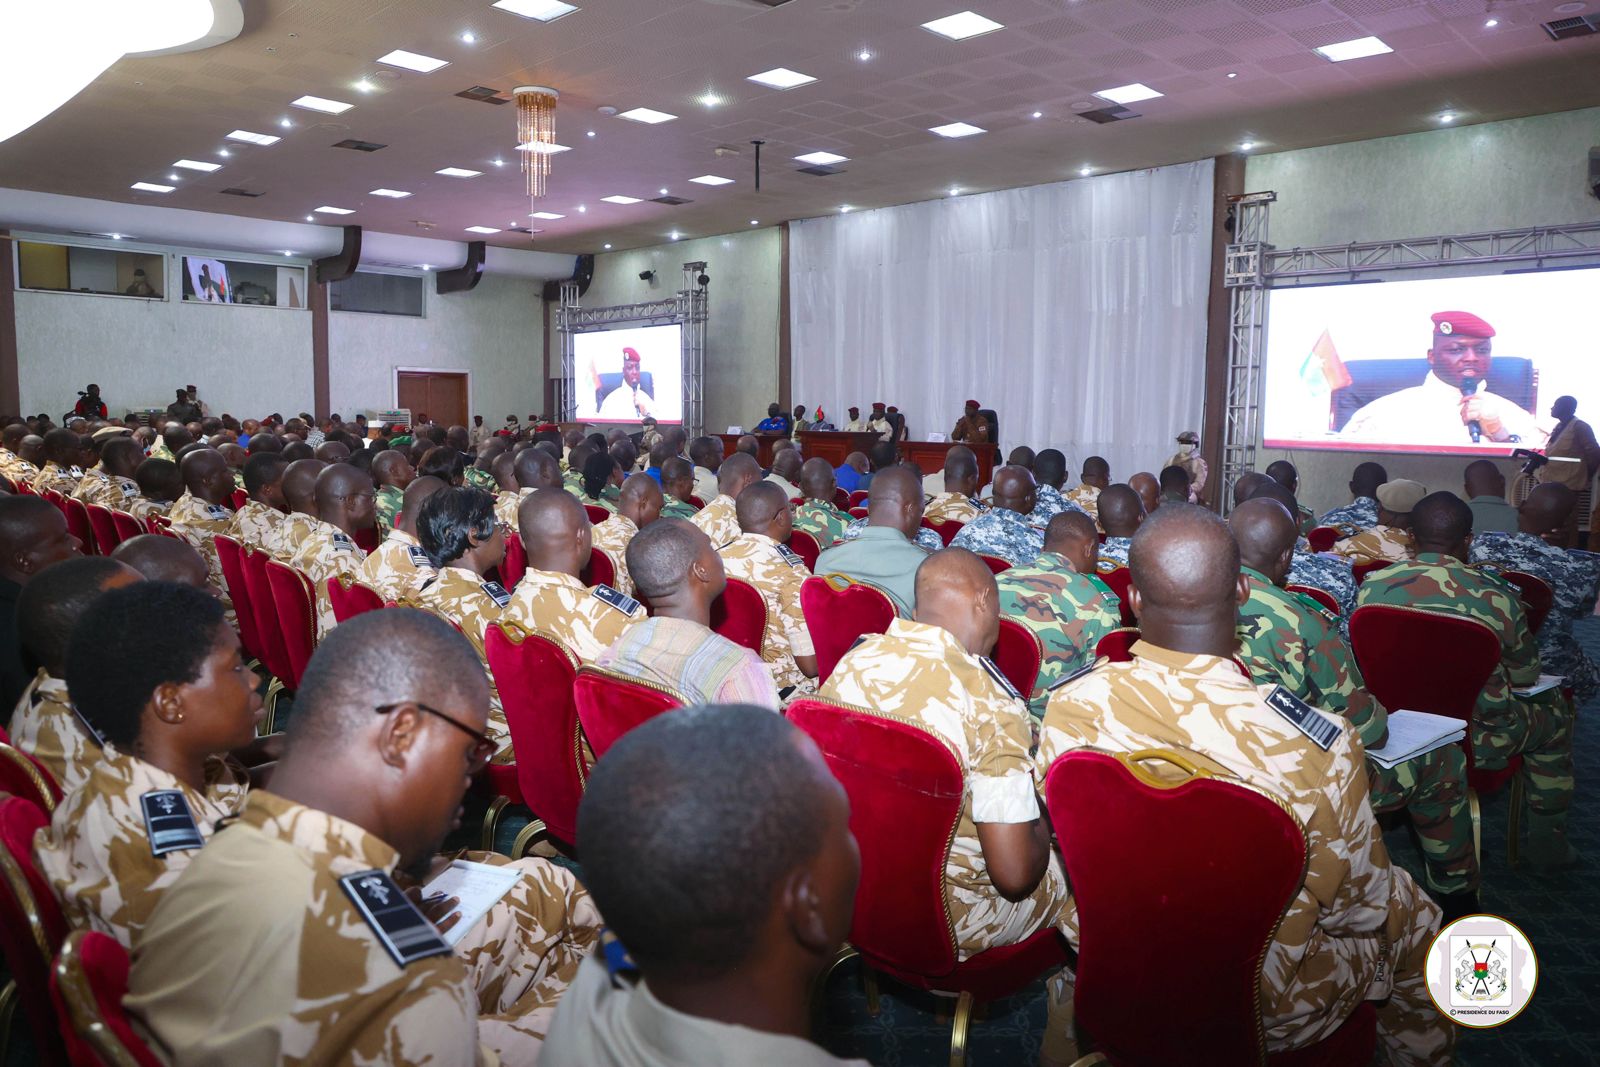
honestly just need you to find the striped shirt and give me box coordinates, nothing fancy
[595,616,780,711]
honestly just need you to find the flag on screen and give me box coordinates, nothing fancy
[1299,329,1352,396]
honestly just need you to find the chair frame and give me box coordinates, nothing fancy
[801,574,901,682]
[572,664,689,759]
[51,931,148,1067]
[711,576,770,655]
[0,797,67,1067]
[0,741,61,813]
[325,573,386,624]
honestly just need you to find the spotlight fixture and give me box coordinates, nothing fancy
[461,31,477,43]
[857,50,873,61]
[603,243,612,249]
[696,273,709,286]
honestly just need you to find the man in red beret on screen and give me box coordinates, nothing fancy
[1342,310,1542,446]
[951,400,991,445]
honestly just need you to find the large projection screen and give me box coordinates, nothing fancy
[572,324,683,425]
[1261,267,1600,455]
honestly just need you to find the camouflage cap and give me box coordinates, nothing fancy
[1376,478,1427,513]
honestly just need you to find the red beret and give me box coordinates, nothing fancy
[622,346,641,360]
[966,399,980,407]
[887,406,898,413]
[872,402,885,410]
[1431,311,1495,339]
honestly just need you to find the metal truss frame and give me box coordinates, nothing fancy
[1220,208,1600,511]
[554,261,709,433]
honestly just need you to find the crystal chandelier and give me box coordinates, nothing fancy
[513,85,559,200]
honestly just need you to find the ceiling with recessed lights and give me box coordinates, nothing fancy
[1,0,1598,255]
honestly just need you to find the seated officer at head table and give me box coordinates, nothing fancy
[543,705,868,1066]
[755,402,793,434]
[35,582,261,949]
[127,609,602,1065]
[1036,504,1452,1065]
[950,399,991,444]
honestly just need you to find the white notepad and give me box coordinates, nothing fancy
[1511,674,1563,698]
[1365,709,1466,770]
[422,860,523,947]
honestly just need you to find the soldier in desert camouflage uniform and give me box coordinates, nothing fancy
[995,511,1120,719]
[288,465,373,638]
[1230,498,1479,913]
[950,466,1046,566]
[1359,491,1577,869]
[72,436,141,509]
[503,490,645,662]
[924,445,989,525]
[1038,504,1451,1066]
[1469,482,1600,705]
[30,428,84,496]
[166,449,237,619]
[260,458,326,561]
[718,482,819,695]
[494,447,561,528]
[229,451,288,549]
[691,451,760,549]
[792,457,852,546]
[360,476,444,604]
[1334,479,1425,563]
[589,473,664,597]
[0,424,37,485]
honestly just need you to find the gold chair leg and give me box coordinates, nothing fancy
[1508,774,1525,869]
[862,966,881,1017]
[510,817,549,858]
[949,990,975,1067]
[1468,787,1481,869]
[481,796,510,852]
[0,978,16,1064]
[808,944,859,1038]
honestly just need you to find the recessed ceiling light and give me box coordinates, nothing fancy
[1093,82,1163,105]
[749,219,759,225]
[354,80,376,93]
[689,174,735,185]
[1030,110,1042,119]
[747,67,816,90]
[420,264,432,271]
[228,129,280,145]
[460,31,477,43]
[794,150,849,166]
[929,121,985,138]
[110,233,123,240]
[1438,112,1456,124]
[658,187,669,195]
[492,0,578,21]
[1078,165,1092,176]
[1238,141,1256,151]
[857,49,873,61]
[618,107,677,124]
[436,167,482,177]
[840,205,852,213]
[601,195,642,204]
[465,225,502,234]
[283,250,293,256]
[1226,71,1238,78]
[315,205,355,214]
[517,141,571,155]
[576,204,587,213]
[377,49,449,73]
[279,118,293,128]
[1313,35,1392,62]
[167,174,181,182]
[921,11,1004,40]
[1484,17,1498,27]
[291,95,355,114]
[530,211,566,220]
[492,158,505,166]
[669,231,680,241]
[586,129,596,137]
[173,159,221,172]
[131,182,174,193]
[218,148,231,157]
[370,188,412,198]
[305,215,315,221]
[603,243,612,250]
[698,92,723,107]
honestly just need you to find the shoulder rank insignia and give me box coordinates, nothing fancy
[1095,558,1118,575]
[140,790,205,856]
[338,869,452,968]
[406,545,432,567]
[973,499,991,511]
[331,532,355,549]
[1263,685,1339,751]
[481,580,512,608]
[206,504,231,521]
[776,543,805,567]
[1290,592,1339,626]
[1047,660,1100,692]
[978,655,1024,701]
[592,584,641,616]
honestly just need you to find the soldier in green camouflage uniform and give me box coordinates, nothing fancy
[658,457,701,520]
[792,457,853,546]
[1230,499,1479,910]
[995,511,1121,719]
[1357,491,1577,869]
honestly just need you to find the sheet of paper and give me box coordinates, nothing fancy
[421,860,523,948]
[1511,674,1563,698]
[1366,709,1466,769]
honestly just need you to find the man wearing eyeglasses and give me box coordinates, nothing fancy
[288,464,374,638]
[127,609,602,1065]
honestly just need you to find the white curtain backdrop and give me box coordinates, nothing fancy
[790,158,1214,483]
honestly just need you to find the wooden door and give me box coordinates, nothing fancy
[396,372,468,427]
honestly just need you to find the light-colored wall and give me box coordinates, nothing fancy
[329,271,544,421]
[570,228,781,434]
[1246,107,1600,516]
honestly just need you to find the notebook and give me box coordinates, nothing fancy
[421,859,524,947]
[1511,674,1563,698]
[1365,709,1466,770]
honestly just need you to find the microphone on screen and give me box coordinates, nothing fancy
[1459,377,1482,444]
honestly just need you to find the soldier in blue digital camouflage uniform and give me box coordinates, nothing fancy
[950,466,1046,566]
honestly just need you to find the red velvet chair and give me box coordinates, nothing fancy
[326,575,385,623]
[833,488,851,511]
[263,560,318,690]
[1095,564,1138,627]
[709,577,768,654]
[1350,559,1392,584]
[84,505,121,558]
[922,518,964,546]
[583,503,611,525]
[229,487,247,511]
[42,489,68,514]
[993,618,1043,703]
[213,535,264,662]
[109,511,144,545]
[848,489,870,507]
[788,697,1070,1064]
[1094,627,1141,663]
[800,575,898,682]
[50,930,162,1067]
[241,547,292,692]
[1501,571,1553,635]
[1305,526,1341,553]
[1285,584,1340,616]
[1349,604,1517,864]
[62,498,94,555]
[788,529,821,570]
[572,665,685,759]
[581,547,618,590]
[0,796,69,1067]
[12,480,34,495]
[0,738,63,813]
[848,506,868,519]
[486,623,587,854]
[352,525,380,553]
[687,495,706,510]
[500,534,528,590]
[976,554,1011,575]
[1044,749,1377,1066]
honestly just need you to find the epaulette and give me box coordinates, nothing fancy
[1290,592,1340,627]
[978,655,1024,701]
[1095,558,1119,575]
[406,545,431,567]
[481,579,512,608]
[206,504,231,521]
[140,790,205,856]
[339,870,452,967]
[331,532,355,549]
[973,498,991,511]
[592,584,641,616]
[1263,685,1339,751]
[1047,660,1101,692]
[775,543,805,567]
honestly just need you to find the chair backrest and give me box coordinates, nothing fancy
[0,739,63,812]
[500,533,528,590]
[572,665,685,759]
[992,618,1043,702]
[263,560,318,688]
[13,478,35,495]
[848,489,870,507]
[1348,605,1501,729]
[1501,570,1553,634]
[801,574,898,682]
[848,506,868,519]
[1305,526,1341,553]
[1045,749,1307,1066]
[85,505,121,557]
[325,575,385,624]
[687,495,706,510]
[63,498,94,554]
[1094,627,1141,663]
[50,930,163,1067]
[240,547,291,684]
[1351,559,1392,584]
[788,528,821,570]
[833,488,851,511]
[352,525,380,553]
[0,795,69,1066]
[582,547,617,590]
[1096,564,1137,627]
[584,503,611,525]
[109,511,144,545]
[709,577,768,653]
[229,487,248,511]
[976,553,1011,575]
[1284,583,1340,615]
[213,535,263,662]
[921,518,964,546]
[486,624,587,845]
[786,697,963,977]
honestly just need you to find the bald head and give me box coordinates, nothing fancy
[991,465,1036,515]
[1097,483,1144,537]
[799,457,836,502]
[1081,456,1110,488]
[626,517,722,604]
[660,456,694,502]
[111,534,209,589]
[314,440,351,464]
[519,488,591,576]
[514,447,561,491]
[313,463,374,529]
[397,475,447,536]
[1463,459,1505,500]
[1129,472,1160,514]
[913,548,999,656]
[1044,510,1100,575]
[943,446,978,494]
[736,435,759,458]
[865,466,924,539]
[282,458,326,515]
[771,448,803,483]
[735,481,789,535]
[718,452,761,498]
[373,449,414,488]
[1227,498,1298,582]
[617,472,664,529]
[180,447,231,503]
[1128,504,1242,653]
[1264,460,1298,493]
[1519,483,1575,536]
[1232,471,1269,508]
[1350,461,1388,499]
[1246,479,1298,514]
[1410,491,1472,555]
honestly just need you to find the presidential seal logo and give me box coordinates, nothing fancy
[1425,914,1537,1028]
